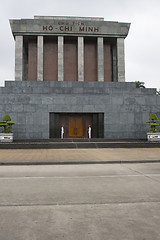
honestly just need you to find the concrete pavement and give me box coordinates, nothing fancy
[0,147,160,165]
[0,163,160,240]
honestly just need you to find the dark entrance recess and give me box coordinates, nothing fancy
[50,113,104,138]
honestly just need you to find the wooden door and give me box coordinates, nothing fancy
[69,115,83,137]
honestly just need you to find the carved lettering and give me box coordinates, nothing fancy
[79,26,99,32]
[94,27,99,32]
[43,26,48,30]
[58,21,65,25]
[65,26,70,31]
[65,26,72,31]
[48,25,53,31]
[88,27,93,32]
[59,26,63,31]
[79,26,85,31]
[42,25,100,33]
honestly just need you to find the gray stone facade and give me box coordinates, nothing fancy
[0,81,158,139]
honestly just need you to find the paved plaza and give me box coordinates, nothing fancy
[0,148,160,164]
[0,163,160,240]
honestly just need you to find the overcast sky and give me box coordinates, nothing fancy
[0,0,160,89]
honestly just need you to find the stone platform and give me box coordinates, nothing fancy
[0,81,158,140]
[0,138,160,149]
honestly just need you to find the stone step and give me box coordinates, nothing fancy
[0,139,160,149]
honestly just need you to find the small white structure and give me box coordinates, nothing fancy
[0,133,13,143]
[147,133,160,142]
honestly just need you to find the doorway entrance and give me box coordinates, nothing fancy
[68,115,83,137]
[50,113,104,138]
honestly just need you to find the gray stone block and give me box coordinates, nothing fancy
[22,87,33,94]
[54,96,66,105]
[94,104,105,112]
[141,88,156,95]
[61,105,74,112]
[0,105,4,112]
[24,104,36,112]
[5,81,15,87]
[140,105,152,113]
[29,132,42,139]
[124,96,135,105]
[156,96,160,104]
[120,112,128,124]
[1,87,13,94]
[64,96,77,105]
[112,96,123,105]
[110,112,120,124]
[33,112,43,124]
[151,105,160,113]
[83,105,95,112]
[48,105,55,112]
[32,88,43,94]
[42,96,53,105]
[17,95,30,104]
[12,87,24,94]
[16,132,28,139]
[54,88,63,94]
[135,96,146,105]
[29,95,42,104]
[42,87,53,94]
[42,114,49,125]
[145,96,157,106]
[104,112,112,123]
[134,113,143,124]
[15,125,26,133]
[0,88,3,94]
[76,96,89,104]
[127,113,135,124]
[70,105,83,112]
[17,115,26,125]
[42,131,49,139]
[3,104,12,112]
[120,104,135,113]
[72,88,83,94]
[12,104,23,112]
[111,88,123,94]
[26,113,34,124]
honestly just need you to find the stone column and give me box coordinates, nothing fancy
[15,36,23,81]
[37,36,43,81]
[58,36,64,81]
[97,37,104,82]
[78,37,84,81]
[117,38,125,82]
[112,45,117,82]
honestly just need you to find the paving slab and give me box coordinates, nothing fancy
[0,148,160,165]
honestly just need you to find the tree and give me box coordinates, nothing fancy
[156,89,160,95]
[0,114,15,133]
[135,81,145,88]
[146,113,160,133]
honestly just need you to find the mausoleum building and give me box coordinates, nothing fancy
[0,16,158,139]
